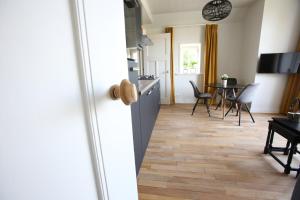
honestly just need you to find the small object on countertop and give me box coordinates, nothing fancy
[138,75,156,80]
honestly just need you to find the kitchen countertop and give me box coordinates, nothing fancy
[138,78,160,95]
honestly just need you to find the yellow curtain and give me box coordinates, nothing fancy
[165,27,175,104]
[204,24,218,95]
[280,39,300,114]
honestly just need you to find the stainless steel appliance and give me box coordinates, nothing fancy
[127,47,143,76]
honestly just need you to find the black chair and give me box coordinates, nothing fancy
[215,78,238,110]
[292,176,300,200]
[189,80,212,116]
[225,83,259,126]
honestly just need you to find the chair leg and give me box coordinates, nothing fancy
[215,99,222,110]
[191,98,199,115]
[225,104,234,117]
[245,104,255,123]
[205,99,211,117]
[235,103,238,113]
[238,104,241,126]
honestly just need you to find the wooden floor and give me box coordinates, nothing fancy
[138,104,298,200]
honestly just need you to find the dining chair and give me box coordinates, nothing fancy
[215,78,238,110]
[225,83,259,126]
[189,80,212,116]
[292,176,300,200]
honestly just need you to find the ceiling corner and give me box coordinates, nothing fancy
[139,0,154,24]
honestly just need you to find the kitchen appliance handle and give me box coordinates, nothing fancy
[147,89,153,96]
[129,67,140,71]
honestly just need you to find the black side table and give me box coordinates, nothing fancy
[264,118,300,174]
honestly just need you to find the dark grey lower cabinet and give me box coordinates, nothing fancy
[131,81,160,175]
[153,82,161,118]
[130,99,142,175]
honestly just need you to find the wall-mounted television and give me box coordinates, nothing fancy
[257,52,300,74]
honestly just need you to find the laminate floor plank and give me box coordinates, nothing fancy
[138,104,298,200]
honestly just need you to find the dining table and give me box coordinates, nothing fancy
[206,83,245,119]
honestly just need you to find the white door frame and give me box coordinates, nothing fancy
[73,1,108,199]
[144,33,171,104]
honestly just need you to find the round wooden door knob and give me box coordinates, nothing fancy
[110,79,138,105]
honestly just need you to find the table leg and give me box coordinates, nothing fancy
[264,123,272,154]
[269,130,274,149]
[222,89,227,119]
[233,89,238,113]
[284,141,290,155]
[284,142,296,174]
[210,89,217,106]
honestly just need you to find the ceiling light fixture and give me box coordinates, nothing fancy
[202,0,232,21]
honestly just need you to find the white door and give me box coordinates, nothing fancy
[144,34,171,104]
[0,1,138,200]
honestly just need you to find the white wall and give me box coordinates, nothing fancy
[218,23,244,80]
[251,0,300,113]
[173,26,204,103]
[175,74,203,103]
[239,0,265,85]
[0,1,98,200]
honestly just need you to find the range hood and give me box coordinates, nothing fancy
[140,35,153,47]
[124,0,152,48]
[124,0,139,8]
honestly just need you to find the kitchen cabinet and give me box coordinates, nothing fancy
[128,61,143,175]
[140,81,160,157]
[131,81,160,175]
[153,82,161,117]
[130,97,142,175]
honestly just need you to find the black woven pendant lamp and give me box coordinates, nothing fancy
[202,0,232,21]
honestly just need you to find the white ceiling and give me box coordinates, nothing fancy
[144,0,258,14]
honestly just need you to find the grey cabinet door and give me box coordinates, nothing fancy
[136,81,161,174]
[140,90,152,156]
[130,100,142,175]
[153,82,161,118]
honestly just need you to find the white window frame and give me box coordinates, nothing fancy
[179,43,201,74]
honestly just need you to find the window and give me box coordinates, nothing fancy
[179,43,201,74]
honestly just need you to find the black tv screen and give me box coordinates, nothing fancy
[257,52,300,74]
